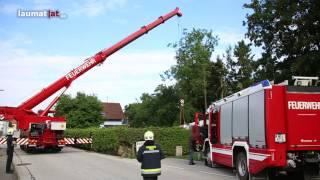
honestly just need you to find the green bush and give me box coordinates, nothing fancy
[64,128,95,138]
[65,127,189,156]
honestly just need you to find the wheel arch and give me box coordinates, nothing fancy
[202,138,211,152]
[232,141,249,168]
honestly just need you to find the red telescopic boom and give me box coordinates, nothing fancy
[18,8,182,111]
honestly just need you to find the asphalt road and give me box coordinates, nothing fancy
[0,147,17,180]
[14,147,237,180]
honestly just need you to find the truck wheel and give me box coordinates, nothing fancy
[304,172,312,180]
[304,165,320,180]
[236,152,249,180]
[266,169,277,180]
[45,147,62,153]
[20,145,26,151]
[287,171,304,180]
[54,147,62,153]
[25,147,35,153]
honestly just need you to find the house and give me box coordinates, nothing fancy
[100,102,126,127]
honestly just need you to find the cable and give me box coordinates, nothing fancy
[14,150,36,180]
[177,16,182,41]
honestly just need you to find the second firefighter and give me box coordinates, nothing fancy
[137,131,165,180]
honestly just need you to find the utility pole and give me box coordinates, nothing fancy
[179,99,185,125]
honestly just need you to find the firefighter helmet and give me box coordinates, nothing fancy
[144,131,154,141]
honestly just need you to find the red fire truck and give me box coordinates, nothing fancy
[0,8,182,152]
[192,77,320,180]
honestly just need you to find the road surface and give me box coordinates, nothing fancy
[14,147,236,180]
[0,147,17,180]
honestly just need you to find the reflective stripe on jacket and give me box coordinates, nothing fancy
[141,168,161,175]
[7,127,14,136]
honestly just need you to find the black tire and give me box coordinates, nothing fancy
[25,147,35,153]
[44,147,62,153]
[266,169,277,180]
[287,171,304,180]
[304,172,312,180]
[54,147,62,153]
[236,152,249,180]
[303,165,320,180]
[20,145,26,151]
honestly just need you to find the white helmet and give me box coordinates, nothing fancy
[144,131,154,141]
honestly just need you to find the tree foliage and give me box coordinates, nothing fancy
[244,0,320,81]
[167,28,218,112]
[252,50,277,81]
[225,46,238,93]
[223,41,254,94]
[124,85,181,127]
[208,56,228,100]
[233,40,254,89]
[125,29,256,127]
[55,92,103,128]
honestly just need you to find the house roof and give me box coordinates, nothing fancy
[102,102,124,121]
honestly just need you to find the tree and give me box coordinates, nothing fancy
[252,50,277,81]
[224,46,239,93]
[55,92,103,128]
[244,0,320,82]
[233,40,254,89]
[125,85,181,127]
[153,85,180,126]
[208,55,228,100]
[124,103,139,126]
[124,93,153,127]
[167,28,218,113]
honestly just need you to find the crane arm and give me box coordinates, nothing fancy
[18,8,182,111]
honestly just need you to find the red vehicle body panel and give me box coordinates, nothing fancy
[197,83,320,175]
[286,91,320,151]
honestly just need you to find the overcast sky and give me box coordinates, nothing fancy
[0,0,254,110]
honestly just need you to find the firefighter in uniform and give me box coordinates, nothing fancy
[6,122,15,173]
[188,133,195,165]
[137,131,165,180]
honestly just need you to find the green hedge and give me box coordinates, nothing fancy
[65,127,189,156]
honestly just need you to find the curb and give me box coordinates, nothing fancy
[0,147,18,180]
[13,151,33,180]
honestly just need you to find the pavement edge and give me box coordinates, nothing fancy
[13,151,31,180]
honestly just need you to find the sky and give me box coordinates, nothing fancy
[0,0,254,111]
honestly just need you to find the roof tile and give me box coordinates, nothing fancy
[102,103,124,121]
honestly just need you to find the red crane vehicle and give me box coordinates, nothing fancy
[0,8,182,152]
[191,77,320,180]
